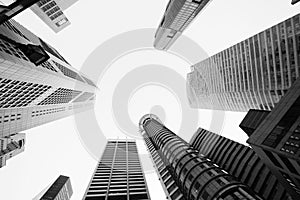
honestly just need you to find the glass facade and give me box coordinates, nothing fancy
[154,0,211,50]
[140,114,262,200]
[247,76,300,199]
[187,13,300,112]
[40,175,73,200]
[83,140,151,200]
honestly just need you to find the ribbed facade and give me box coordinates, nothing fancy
[40,175,73,200]
[139,114,262,200]
[247,76,300,200]
[190,127,292,200]
[83,140,151,200]
[0,19,96,139]
[187,13,300,111]
[154,0,211,50]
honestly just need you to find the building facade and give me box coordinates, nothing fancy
[30,0,79,33]
[83,139,151,200]
[0,132,25,168]
[239,109,270,137]
[247,76,300,199]
[38,175,73,200]
[190,127,293,200]
[139,114,262,200]
[187,13,300,111]
[0,19,97,139]
[154,0,211,50]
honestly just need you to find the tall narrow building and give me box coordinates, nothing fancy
[0,19,97,139]
[190,127,293,200]
[83,139,151,200]
[0,133,25,168]
[247,76,300,199]
[30,0,80,33]
[139,114,262,200]
[35,175,73,200]
[154,0,212,50]
[187,13,300,112]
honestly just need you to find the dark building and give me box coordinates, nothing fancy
[190,127,293,200]
[83,139,151,200]
[187,13,300,111]
[247,76,300,199]
[239,109,270,137]
[39,175,73,200]
[154,0,212,50]
[139,114,262,200]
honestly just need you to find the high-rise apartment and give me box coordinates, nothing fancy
[30,0,80,33]
[246,76,300,199]
[139,114,262,200]
[83,139,151,200]
[154,0,211,50]
[0,132,25,168]
[187,13,300,111]
[190,127,293,200]
[0,19,97,139]
[36,175,73,200]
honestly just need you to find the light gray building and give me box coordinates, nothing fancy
[0,19,96,140]
[30,0,79,33]
[187,13,300,112]
[83,139,151,200]
[0,133,25,168]
[154,0,212,50]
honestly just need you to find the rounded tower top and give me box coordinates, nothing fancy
[139,114,162,132]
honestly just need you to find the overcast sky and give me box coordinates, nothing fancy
[0,0,299,200]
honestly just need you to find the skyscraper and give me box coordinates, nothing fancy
[30,0,80,33]
[154,0,211,50]
[0,19,97,139]
[36,175,73,200]
[246,76,300,199]
[0,133,25,168]
[187,13,300,112]
[190,127,293,200]
[83,139,151,200]
[139,114,262,200]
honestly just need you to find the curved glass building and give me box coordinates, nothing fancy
[139,114,262,200]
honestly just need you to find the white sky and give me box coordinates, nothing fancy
[0,0,299,200]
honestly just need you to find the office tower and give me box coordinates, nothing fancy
[187,13,300,112]
[0,133,25,168]
[190,127,293,200]
[30,0,79,33]
[154,0,211,50]
[83,139,151,200]
[239,109,270,137]
[139,114,262,200]
[0,0,40,25]
[246,76,300,199]
[0,19,97,139]
[37,175,73,200]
